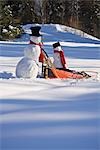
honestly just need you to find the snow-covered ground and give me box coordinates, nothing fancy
[0,24,100,150]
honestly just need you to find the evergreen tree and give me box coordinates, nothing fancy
[79,0,100,37]
[44,0,64,24]
[19,0,35,24]
[0,0,13,28]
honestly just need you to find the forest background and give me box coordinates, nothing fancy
[0,0,100,39]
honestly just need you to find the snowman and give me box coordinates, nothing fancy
[53,42,68,69]
[16,26,43,79]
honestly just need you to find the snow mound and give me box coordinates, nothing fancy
[56,24,100,41]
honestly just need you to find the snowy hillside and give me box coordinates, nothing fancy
[0,24,100,150]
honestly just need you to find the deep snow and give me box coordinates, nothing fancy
[0,24,100,150]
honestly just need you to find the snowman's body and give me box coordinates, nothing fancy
[24,44,41,63]
[16,57,39,78]
[53,46,63,68]
[16,35,41,79]
[53,46,67,69]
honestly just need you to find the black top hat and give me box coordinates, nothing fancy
[30,26,42,36]
[53,42,61,48]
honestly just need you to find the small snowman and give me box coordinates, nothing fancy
[53,42,68,69]
[16,26,42,79]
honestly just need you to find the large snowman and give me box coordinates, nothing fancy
[16,26,42,79]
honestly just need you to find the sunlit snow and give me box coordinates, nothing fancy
[0,24,100,150]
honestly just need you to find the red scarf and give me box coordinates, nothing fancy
[54,50,67,69]
[29,40,44,63]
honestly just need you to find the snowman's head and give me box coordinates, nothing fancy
[30,26,42,44]
[30,36,42,44]
[53,42,62,51]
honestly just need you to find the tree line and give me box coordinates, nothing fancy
[0,0,100,38]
